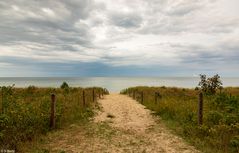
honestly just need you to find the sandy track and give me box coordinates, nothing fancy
[95,94,155,132]
[94,94,200,153]
[34,94,200,153]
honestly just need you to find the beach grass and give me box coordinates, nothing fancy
[0,85,108,151]
[121,86,239,153]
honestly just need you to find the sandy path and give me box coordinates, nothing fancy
[95,94,155,132]
[94,94,200,153]
[32,94,200,153]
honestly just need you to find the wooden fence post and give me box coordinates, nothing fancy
[83,90,86,106]
[77,91,80,105]
[92,89,95,102]
[133,91,135,99]
[1,88,3,114]
[141,92,144,103]
[198,92,203,125]
[50,93,56,129]
[155,92,157,104]
[102,89,104,97]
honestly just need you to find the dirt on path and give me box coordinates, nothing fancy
[31,94,200,153]
[93,94,200,153]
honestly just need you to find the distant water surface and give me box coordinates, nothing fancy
[0,77,239,93]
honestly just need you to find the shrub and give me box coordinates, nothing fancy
[213,93,239,112]
[60,82,69,89]
[102,88,109,95]
[198,74,223,94]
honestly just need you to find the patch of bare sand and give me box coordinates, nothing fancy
[94,94,200,153]
[32,94,200,153]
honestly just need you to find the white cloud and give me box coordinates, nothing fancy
[42,8,56,18]
[11,5,19,11]
[0,0,238,76]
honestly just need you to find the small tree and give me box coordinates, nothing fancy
[198,74,223,94]
[60,82,69,89]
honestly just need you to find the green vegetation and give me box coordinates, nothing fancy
[0,83,109,151]
[121,86,239,153]
[197,74,223,94]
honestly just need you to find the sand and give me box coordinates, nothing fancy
[93,93,200,153]
[38,94,200,153]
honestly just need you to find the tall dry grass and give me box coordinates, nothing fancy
[0,85,108,150]
[121,86,239,153]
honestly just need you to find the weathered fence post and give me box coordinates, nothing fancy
[77,92,80,105]
[50,93,56,129]
[83,90,86,106]
[92,89,95,102]
[198,92,203,125]
[98,90,101,99]
[101,89,104,98]
[155,92,161,104]
[133,91,135,99]
[141,92,144,103]
[155,92,157,104]
[1,87,3,114]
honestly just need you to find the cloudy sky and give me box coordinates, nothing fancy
[0,0,239,77]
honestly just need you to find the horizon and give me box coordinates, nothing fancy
[1,77,239,92]
[0,0,239,77]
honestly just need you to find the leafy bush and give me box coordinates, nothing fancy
[103,88,110,95]
[213,93,239,111]
[198,74,223,94]
[60,82,69,89]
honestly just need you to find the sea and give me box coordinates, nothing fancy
[0,77,239,93]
